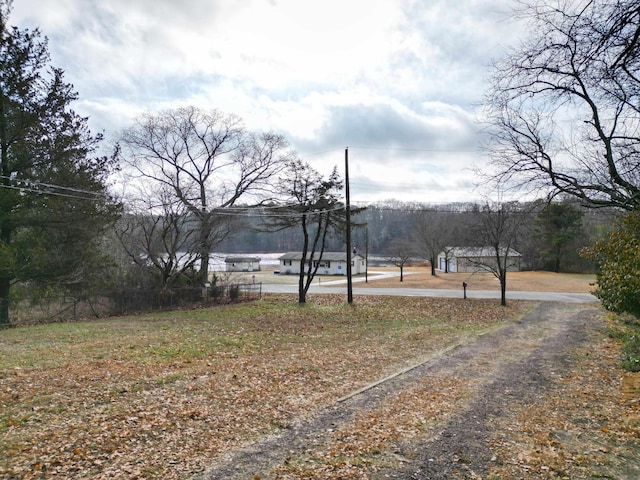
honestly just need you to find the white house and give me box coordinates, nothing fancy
[278,252,367,276]
[437,247,521,273]
[225,256,261,272]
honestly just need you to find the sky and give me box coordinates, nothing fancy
[13,0,525,205]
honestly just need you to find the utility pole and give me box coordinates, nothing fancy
[365,223,369,283]
[345,147,353,304]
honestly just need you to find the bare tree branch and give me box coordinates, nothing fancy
[484,0,640,210]
[117,107,292,284]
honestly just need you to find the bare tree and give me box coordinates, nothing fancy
[386,239,415,282]
[412,209,457,275]
[115,185,201,288]
[467,202,531,306]
[117,106,292,284]
[484,0,640,210]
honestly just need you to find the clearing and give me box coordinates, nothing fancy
[240,267,596,293]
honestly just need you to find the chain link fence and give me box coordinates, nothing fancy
[5,283,262,326]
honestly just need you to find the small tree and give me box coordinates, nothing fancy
[412,209,456,275]
[115,185,201,289]
[386,239,415,282]
[468,202,529,306]
[583,211,640,318]
[266,160,346,303]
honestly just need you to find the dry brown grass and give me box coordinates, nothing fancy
[363,267,596,293]
[231,267,596,293]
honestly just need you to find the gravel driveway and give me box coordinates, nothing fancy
[202,301,635,479]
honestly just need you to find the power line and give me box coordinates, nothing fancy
[298,145,480,156]
[211,205,348,218]
[335,145,480,153]
[0,183,108,202]
[0,175,110,201]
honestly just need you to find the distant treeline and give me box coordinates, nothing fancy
[211,201,613,273]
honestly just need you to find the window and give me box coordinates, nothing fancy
[284,259,292,266]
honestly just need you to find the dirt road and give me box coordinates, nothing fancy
[202,301,639,479]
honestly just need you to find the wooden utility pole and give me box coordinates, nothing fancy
[365,224,369,283]
[345,147,353,304]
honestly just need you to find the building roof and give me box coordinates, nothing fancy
[279,252,364,261]
[446,247,521,258]
[225,257,261,263]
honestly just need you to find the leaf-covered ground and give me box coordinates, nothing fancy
[2,295,637,480]
[487,318,640,479]
[1,295,524,479]
[225,302,638,480]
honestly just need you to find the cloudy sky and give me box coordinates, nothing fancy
[13,0,524,205]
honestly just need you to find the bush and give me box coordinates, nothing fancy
[229,285,241,301]
[583,211,640,318]
[621,337,640,372]
[608,314,640,372]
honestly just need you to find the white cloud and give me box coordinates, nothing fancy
[12,0,523,203]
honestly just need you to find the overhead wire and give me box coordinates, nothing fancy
[346,145,480,153]
[0,143,484,212]
[0,175,110,201]
[0,183,109,202]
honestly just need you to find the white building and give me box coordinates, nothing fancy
[437,247,521,273]
[224,256,261,272]
[278,252,367,276]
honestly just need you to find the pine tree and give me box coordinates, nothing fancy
[0,1,120,324]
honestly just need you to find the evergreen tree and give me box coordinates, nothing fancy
[0,1,120,324]
[534,202,584,273]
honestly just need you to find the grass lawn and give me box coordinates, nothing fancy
[0,294,529,479]
[361,269,596,292]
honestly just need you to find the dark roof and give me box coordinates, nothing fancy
[445,247,521,258]
[279,252,364,261]
[225,257,261,263]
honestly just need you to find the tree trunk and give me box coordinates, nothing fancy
[198,212,212,285]
[0,277,10,325]
[199,251,210,285]
[500,274,507,307]
[298,214,310,304]
[298,262,306,304]
[400,266,404,282]
[0,95,10,325]
[430,254,437,276]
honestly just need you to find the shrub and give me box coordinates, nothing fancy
[229,285,241,301]
[582,211,640,318]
